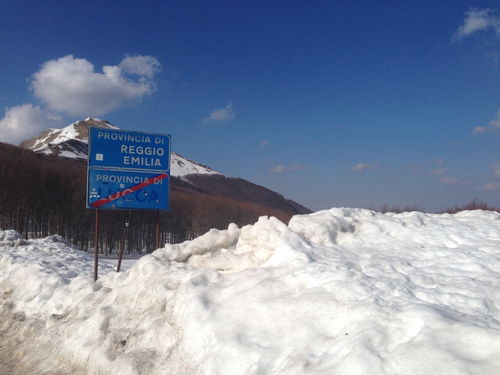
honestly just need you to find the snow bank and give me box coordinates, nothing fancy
[1,209,500,374]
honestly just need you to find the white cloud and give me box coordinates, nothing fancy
[30,55,160,117]
[493,162,500,177]
[352,161,378,172]
[473,110,500,134]
[260,139,269,148]
[270,163,305,174]
[203,102,235,123]
[453,8,500,41]
[473,126,489,134]
[487,111,500,128]
[429,168,447,176]
[439,177,460,185]
[480,181,500,191]
[119,55,161,78]
[408,157,445,176]
[0,104,63,145]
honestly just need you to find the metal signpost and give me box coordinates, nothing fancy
[87,127,171,281]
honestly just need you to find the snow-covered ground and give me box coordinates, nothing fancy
[1,208,500,374]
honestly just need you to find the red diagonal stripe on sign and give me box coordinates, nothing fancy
[90,173,169,208]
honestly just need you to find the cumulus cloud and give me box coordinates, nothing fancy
[0,104,63,145]
[270,163,305,174]
[473,110,500,134]
[119,55,161,78]
[352,162,378,172]
[30,55,160,117]
[453,8,500,41]
[203,102,235,123]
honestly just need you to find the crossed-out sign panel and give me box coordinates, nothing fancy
[87,128,171,210]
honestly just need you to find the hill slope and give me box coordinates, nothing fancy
[0,141,296,249]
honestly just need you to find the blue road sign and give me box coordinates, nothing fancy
[87,128,171,211]
[87,169,169,210]
[88,128,170,172]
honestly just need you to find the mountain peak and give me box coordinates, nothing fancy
[19,117,119,160]
[20,118,223,178]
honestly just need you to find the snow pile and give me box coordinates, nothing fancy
[0,229,28,246]
[1,208,500,374]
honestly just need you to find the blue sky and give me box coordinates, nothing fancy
[1,0,499,212]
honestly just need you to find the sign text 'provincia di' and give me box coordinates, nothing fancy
[87,127,171,210]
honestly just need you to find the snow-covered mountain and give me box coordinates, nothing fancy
[20,117,223,178]
[19,118,310,214]
[19,117,118,160]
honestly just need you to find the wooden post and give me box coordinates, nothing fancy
[116,217,129,272]
[94,209,100,282]
[155,210,160,249]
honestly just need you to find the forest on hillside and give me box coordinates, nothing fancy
[0,143,292,254]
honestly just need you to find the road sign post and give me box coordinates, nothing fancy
[156,210,160,249]
[116,215,130,273]
[94,209,100,282]
[87,127,171,280]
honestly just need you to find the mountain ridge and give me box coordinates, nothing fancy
[20,118,311,215]
[20,118,223,178]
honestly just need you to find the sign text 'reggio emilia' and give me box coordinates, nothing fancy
[87,128,171,210]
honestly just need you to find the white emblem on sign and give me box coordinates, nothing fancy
[89,188,100,199]
[96,153,104,161]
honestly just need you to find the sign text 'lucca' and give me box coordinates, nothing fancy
[86,128,171,210]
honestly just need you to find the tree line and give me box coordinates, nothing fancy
[0,143,292,254]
